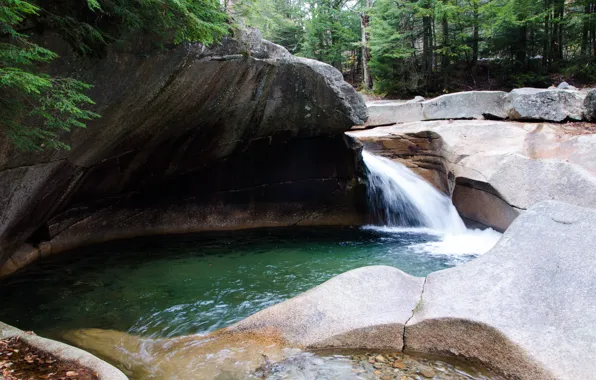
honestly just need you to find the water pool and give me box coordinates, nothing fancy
[0,226,498,339]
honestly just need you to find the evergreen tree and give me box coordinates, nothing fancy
[1,0,228,151]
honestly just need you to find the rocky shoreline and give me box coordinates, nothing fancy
[347,352,497,380]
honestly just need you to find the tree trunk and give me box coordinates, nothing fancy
[592,3,596,56]
[557,0,564,59]
[422,0,433,87]
[472,0,479,67]
[361,0,373,90]
[516,23,527,66]
[423,16,432,84]
[225,0,235,15]
[582,2,590,56]
[544,0,550,66]
[441,0,449,88]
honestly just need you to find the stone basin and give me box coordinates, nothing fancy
[59,201,596,380]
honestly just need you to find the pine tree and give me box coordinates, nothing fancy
[1,0,228,151]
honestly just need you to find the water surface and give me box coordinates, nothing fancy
[0,227,495,339]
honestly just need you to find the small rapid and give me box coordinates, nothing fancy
[362,150,501,257]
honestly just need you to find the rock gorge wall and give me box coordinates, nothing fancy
[0,28,368,276]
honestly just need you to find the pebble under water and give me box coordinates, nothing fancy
[0,227,497,339]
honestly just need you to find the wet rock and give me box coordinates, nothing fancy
[392,360,407,369]
[418,365,436,378]
[0,322,126,380]
[350,119,596,231]
[229,266,425,350]
[375,354,387,363]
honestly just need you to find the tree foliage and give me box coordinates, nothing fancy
[238,0,361,70]
[1,0,228,151]
[238,0,596,95]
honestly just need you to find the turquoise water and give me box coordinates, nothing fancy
[0,227,479,339]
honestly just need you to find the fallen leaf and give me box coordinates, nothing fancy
[66,370,78,377]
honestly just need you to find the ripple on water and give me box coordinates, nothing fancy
[0,227,500,340]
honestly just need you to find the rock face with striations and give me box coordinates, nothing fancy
[349,120,596,231]
[0,28,368,276]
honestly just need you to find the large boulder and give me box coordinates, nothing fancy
[349,120,596,231]
[422,91,507,120]
[405,201,596,380]
[584,88,596,121]
[504,88,586,121]
[0,28,368,275]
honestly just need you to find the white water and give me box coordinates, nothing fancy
[362,150,501,257]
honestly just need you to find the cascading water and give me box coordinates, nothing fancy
[362,150,501,256]
[363,151,466,233]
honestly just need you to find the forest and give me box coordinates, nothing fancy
[238,0,596,94]
[2,0,596,150]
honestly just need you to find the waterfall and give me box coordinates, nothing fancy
[362,150,467,234]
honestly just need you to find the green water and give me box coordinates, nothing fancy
[0,227,477,339]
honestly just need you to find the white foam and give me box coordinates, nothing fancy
[411,228,503,257]
[362,151,467,233]
[362,150,503,258]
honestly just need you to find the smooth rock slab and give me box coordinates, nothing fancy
[364,91,507,126]
[366,101,424,126]
[230,265,425,350]
[422,91,507,120]
[405,201,596,380]
[488,153,596,209]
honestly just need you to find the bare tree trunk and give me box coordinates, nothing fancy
[544,0,550,66]
[472,0,479,67]
[516,22,527,67]
[557,0,564,59]
[422,0,433,88]
[582,2,590,55]
[361,0,373,90]
[441,0,449,88]
[225,0,235,15]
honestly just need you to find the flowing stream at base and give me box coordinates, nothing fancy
[362,150,501,257]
